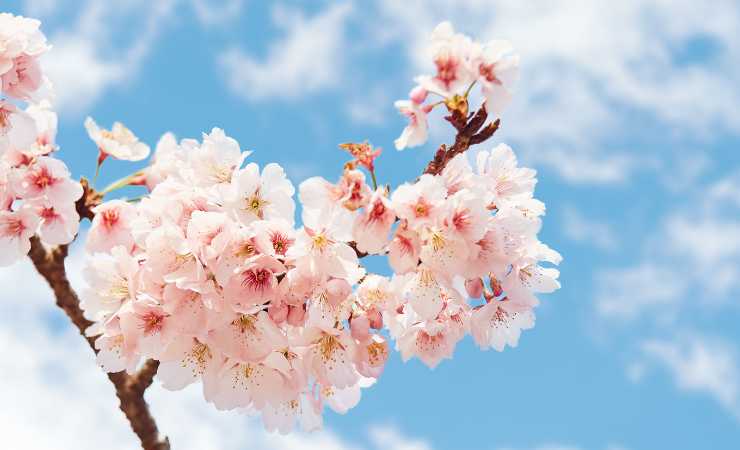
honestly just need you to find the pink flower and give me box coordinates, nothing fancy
[85,117,150,161]
[391,174,446,228]
[186,128,247,188]
[222,254,286,311]
[0,102,37,157]
[208,312,287,363]
[414,22,475,98]
[470,299,534,352]
[471,39,520,117]
[0,206,38,266]
[144,132,184,190]
[304,329,358,389]
[476,144,537,207]
[1,54,42,100]
[393,99,429,150]
[86,200,137,254]
[339,142,382,172]
[29,198,79,245]
[19,156,82,205]
[224,162,295,226]
[387,222,421,275]
[352,188,395,254]
[157,337,221,390]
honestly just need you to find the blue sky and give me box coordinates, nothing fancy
[2,1,740,450]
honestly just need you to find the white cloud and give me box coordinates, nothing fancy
[219,3,352,101]
[40,0,177,115]
[368,426,433,450]
[640,335,740,420]
[191,0,245,26]
[595,172,740,320]
[375,0,740,184]
[495,445,625,450]
[595,262,687,321]
[561,207,617,251]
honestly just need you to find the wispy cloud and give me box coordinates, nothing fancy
[40,0,177,115]
[375,0,740,184]
[219,3,353,101]
[639,334,740,420]
[595,171,740,320]
[561,207,618,251]
[190,0,245,26]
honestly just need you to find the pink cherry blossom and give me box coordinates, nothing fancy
[393,99,429,150]
[18,156,83,205]
[85,117,151,162]
[0,206,38,266]
[86,200,137,253]
[352,188,395,254]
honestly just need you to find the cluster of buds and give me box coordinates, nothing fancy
[0,13,82,265]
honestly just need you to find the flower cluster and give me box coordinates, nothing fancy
[0,13,82,266]
[394,21,520,150]
[82,132,559,432]
[0,12,561,434]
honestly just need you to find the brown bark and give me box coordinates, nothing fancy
[27,183,170,450]
[423,105,500,176]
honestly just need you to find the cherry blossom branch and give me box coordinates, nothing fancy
[349,104,499,260]
[423,104,500,176]
[27,184,170,450]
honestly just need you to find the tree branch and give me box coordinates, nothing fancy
[351,104,500,259]
[424,104,500,176]
[28,185,170,450]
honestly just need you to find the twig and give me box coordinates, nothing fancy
[27,185,170,450]
[351,104,500,258]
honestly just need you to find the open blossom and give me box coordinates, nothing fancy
[351,188,395,254]
[144,132,184,190]
[0,13,49,101]
[393,99,429,150]
[224,162,295,226]
[393,22,519,150]
[472,39,520,116]
[0,22,82,264]
[415,21,475,98]
[86,200,137,253]
[19,156,83,204]
[0,207,38,266]
[85,117,150,162]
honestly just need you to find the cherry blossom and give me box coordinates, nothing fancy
[0,14,562,436]
[85,117,151,162]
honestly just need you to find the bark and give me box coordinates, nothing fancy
[27,179,170,450]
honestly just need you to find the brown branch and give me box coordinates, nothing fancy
[351,103,501,259]
[27,184,170,450]
[424,104,500,176]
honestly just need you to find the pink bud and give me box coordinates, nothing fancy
[287,304,306,326]
[268,302,288,324]
[350,314,371,341]
[491,276,503,297]
[367,308,383,329]
[326,278,351,306]
[465,278,484,298]
[409,86,428,104]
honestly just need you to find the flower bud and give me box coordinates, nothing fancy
[465,278,484,298]
[350,314,371,341]
[287,304,306,326]
[409,86,428,104]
